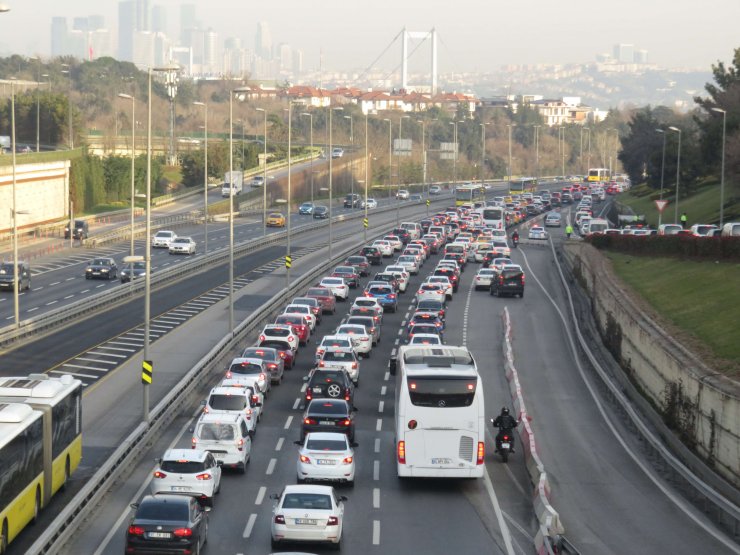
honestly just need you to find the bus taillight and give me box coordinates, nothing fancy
[397,440,406,464]
[477,441,485,465]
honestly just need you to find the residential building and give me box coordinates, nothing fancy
[613,43,634,63]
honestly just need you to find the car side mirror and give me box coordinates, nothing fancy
[130,503,139,510]
[351,442,359,448]
[339,496,348,502]
[294,440,303,445]
[216,460,223,466]
[269,493,280,500]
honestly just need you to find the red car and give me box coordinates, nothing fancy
[331,266,360,288]
[275,314,310,346]
[256,339,295,369]
[305,287,337,315]
[433,267,459,292]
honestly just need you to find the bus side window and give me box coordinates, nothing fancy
[389,357,397,376]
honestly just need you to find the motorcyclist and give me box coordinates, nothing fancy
[492,407,518,453]
[511,230,519,246]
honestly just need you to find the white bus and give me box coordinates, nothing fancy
[477,205,505,230]
[389,345,485,478]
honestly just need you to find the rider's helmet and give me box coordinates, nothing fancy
[501,407,510,416]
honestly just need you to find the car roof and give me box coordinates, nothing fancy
[283,484,336,496]
[162,448,209,462]
[232,355,270,363]
[210,385,250,396]
[197,411,243,424]
[304,432,350,443]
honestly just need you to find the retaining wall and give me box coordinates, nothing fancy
[563,242,740,487]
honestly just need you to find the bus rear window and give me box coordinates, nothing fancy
[406,377,477,407]
[482,209,503,220]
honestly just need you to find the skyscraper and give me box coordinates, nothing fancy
[118,1,136,62]
[72,17,89,33]
[88,15,105,30]
[136,0,150,32]
[51,16,68,57]
[204,29,220,74]
[613,43,634,64]
[180,4,196,44]
[256,21,272,60]
[152,5,167,34]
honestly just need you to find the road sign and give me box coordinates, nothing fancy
[142,360,153,385]
[285,255,292,269]
[655,199,669,213]
[426,199,430,206]
[363,218,368,228]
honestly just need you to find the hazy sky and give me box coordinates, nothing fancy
[1,0,737,72]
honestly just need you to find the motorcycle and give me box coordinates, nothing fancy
[511,235,519,248]
[491,418,514,462]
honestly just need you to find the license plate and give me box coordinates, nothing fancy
[431,458,452,465]
[313,387,323,393]
[319,420,336,426]
[500,442,510,449]
[171,486,191,492]
[213,453,225,459]
[147,532,171,539]
[317,459,336,465]
[295,518,317,525]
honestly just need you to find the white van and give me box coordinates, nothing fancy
[658,224,683,236]
[400,222,422,240]
[586,218,609,235]
[721,222,740,237]
[191,412,252,473]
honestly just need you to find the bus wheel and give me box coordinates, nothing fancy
[62,457,71,490]
[31,489,40,524]
[1,520,8,554]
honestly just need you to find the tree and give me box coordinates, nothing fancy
[618,107,663,186]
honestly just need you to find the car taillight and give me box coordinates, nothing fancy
[305,391,313,400]
[521,275,525,284]
[351,362,358,369]
[500,276,504,284]
[319,361,325,367]
[259,334,265,341]
[477,441,485,465]
[304,417,317,425]
[361,336,369,341]
[342,456,353,465]
[202,406,209,413]
[195,472,212,481]
[327,516,339,526]
[389,294,396,299]
[397,440,406,464]
[191,437,197,448]
[225,371,232,378]
[128,525,145,536]
[172,527,193,538]
[275,514,286,524]
[268,363,277,369]
[246,408,252,420]
[153,470,167,479]
[237,438,244,451]
[252,395,259,404]
[299,454,311,463]
[260,372,267,381]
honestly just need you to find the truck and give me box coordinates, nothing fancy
[221,171,244,197]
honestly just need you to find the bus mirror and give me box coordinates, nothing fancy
[389,358,397,376]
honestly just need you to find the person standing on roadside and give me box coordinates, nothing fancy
[565,224,573,239]
[680,212,688,228]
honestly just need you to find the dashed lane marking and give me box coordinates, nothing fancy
[275,437,284,452]
[374,438,380,453]
[243,513,257,539]
[373,460,380,481]
[266,458,277,475]
[255,487,266,505]
[284,415,293,429]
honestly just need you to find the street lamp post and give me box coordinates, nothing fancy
[328,106,343,260]
[61,64,73,149]
[384,118,392,207]
[301,112,314,204]
[256,108,268,236]
[364,112,369,240]
[419,119,428,215]
[118,93,136,257]
[479,122,489,187]
[285,103,295,290]
[344,115,354,210]
[506,124,514,180]
[193,101,209,252]
[10,79,21,329]
[668,126,682,224]
[711,108,727,228]
[397,115,410,225]
[656,128,667,229]
[534,125,542,182]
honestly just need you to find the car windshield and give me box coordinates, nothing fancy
[417,300,443,310]
[197,422,236,441]
[354,299,376,307]
[136,500,189,521]
[261,340,290,351]
[91,259,110,266]
[173,238,189,244]
[282,493,332,510]
[277,315,304,325]
[368,287,391,295]
[337,326,365,335]
[306,288,330,297]
[322,279,342,285]
[323,351,355,362]
[209,394,246,411]
[322,337,352,348]
[160,460,207,473]
[347,317,373,327]
[347,257,365,264]
[286,306,309,314]
[266,327,291,337]
[229,362,263,374]
[308,401,347,415]
[305,438,347,451]
[410,325,439,335]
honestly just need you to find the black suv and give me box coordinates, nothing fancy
[360,246,382,265]
[301,399,356,442]
[304,368,355,405]
[391,227,411,244]
[0,261,31,291]
[490,267,525,298]
[344,194,362,208]
[65,219,89,240]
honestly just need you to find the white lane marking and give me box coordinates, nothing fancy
[275,437,284,451]
[284,415,293,429]
[93,405,204,555]
[400,320,407,326]
[27,307,39,312]
[109,340,143,347]
[374,438,380,453]
[397,329,403,336]
[255,486,266,505]
[97,345,136,353]
[46,300,58,306]
[63,294,75,299]
[394,339,400,346]
[373,460,380,481]
[384,371,390,381]
[380,385,387,396]
[376,418,382,431]
[50,369,98,379]
[95,284,106,288]
[483,468,516,555]
[266,458,277,475]
[292,398,301,409]
[87,350,128,359]
[300,383,307,393]
[372,520,380,545]
[81,289,90,293]
[63,363,109,372]
[66,277,75,281]
[49,281,61,286]
[75,357,117,365]
[243,513,257,538]
[378,401,384,414]
[373,488,380,509]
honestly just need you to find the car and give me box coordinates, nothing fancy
[126,494,209,554]
[260,324,299,353]
[383,265,410,292]
[396,255,420,275]
[490,266,525,298]
[0,261,31,291]
[658,223,683,236]
[372,240,394,257]
[204,385,261,435]
[432,267,459,292]
[306,286,337,314]
[396,189,410,200]
[150,449,222,507]
[85,257,118,280]
[416,298,446,322]
[343,315,381,346]
[291,297,323,324]
[334,325,372,357]
[343,193,361,208]
[528,226,549,240]
[227,356,272,393]
[391,227,412,245]
[409,193,423,203]
[283,304,317,331]
[64,219,89,240]
[424,276,453,300]
[361,198,378,209]
[544,212,562,227]
[169,236,197,255]
[359,246,382,265]
[407,322,444,343]
[408,333,443,345]
[313,205,329,219]
[429,185,442,195]
[191,412,252,472]
[295,433,356,486]
[690,224,719,237]
[274,315,310,347]
[266,212,286,227]
[331,266,360,289]
[491,239,511,257]
[299,202,315,215]
[474,268,497,290]
[331,147,344,158]
[120,260,146,283]
[372,272,400,293]
[344,255,370,276]
[151,230,177,248]
[300,399,356,442]
[350,297,383,321]
[317,348,360,384]
[270,484,347,549]
[315,334,357,363]
[364,283,398,312]
[319,277,349,301]
[489,257,513,274]
[251,175,265,187]
[407,311,445,332]
[415,282,446,303]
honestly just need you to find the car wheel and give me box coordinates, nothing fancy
[520,291,524,298]
[332,538,342,551]
[271,538,280,549]
[237,462,246,475]
[364,350,370,359]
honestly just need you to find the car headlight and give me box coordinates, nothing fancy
[101,269,109,273]
[86,268,92,272]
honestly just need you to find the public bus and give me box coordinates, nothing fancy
[390,345,485,478]
[587,168,610,183]
[0,374,82,552]
[455,184,486,207]
[509,177,537,195]
[477,205,505,229]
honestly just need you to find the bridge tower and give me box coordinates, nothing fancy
[401,27,437,95]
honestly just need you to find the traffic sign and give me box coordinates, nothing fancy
[363,218,368,229]
[655,199,669,213]
[426,199,431,206]
[285,255,292,269]
[142,360,153,385]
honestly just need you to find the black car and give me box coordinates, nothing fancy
[120,260,146,283]
[85,257,118,280]
[332,266,360,288]
[433,267,459,292]
[345,255,370,276]
[420,219,433,233]
[305,368,355,405]
[490,267,525,298]
[359,246,382,265]
[301,398,356,441]
[391,227,411,244]
[125,494,209,555]
[313,205,329,219]
[343,193,362,208]
[64,219,89,240]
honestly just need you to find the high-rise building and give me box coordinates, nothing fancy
[613,43,634,64]
[204,29,220,74]
[89,29,113,59]
[88,15,105,30]
[277,43,292,72]
[51,16,68,57]
[180,4,196,43]
[293,49,303,75]
[72,17,89,33]
[152,5,167,34]
[634,49,649,64]
[136,0,150,32]
[67,30,88,59]
[133,30,155,67]
[118,1,136,61]
[256,21,272,60]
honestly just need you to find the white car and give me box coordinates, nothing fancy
[331,147,344,158]
[191,412,252,473]
[296,432,356,485]
[474,268,497,290]
[408,333,443,346]
[335,324,372,357]
[396,255,420,275]
[405,243,427,261]
[260,324,299,352]
[424,276,453,299]
[150,449,222,506]
[151,230,177,248]
[384,265,409,292]
[474,243,493,262]
[319,277,349,301]
[318,348,360,384]
[226,357,270,394]
[528,226,549,240]
[270,484,346,549]
[415,282,446,303]
[383,235,403,251]
[351,297,384,320]
[315,334,357,364]
[372,240,394,257]
[168,236,196,255]
[492,239,511,257]
[204,385,261,435]
[396,189,410,200]
[284,304,317,331]
[361,198,378,209]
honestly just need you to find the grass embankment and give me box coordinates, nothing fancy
[617,181,740,227]
[605,252,740,375]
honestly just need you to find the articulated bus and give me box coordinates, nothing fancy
[0,374,82,552]
[587,168,610,182]
[509,177,537,195]
[390,345,485,478]
[455,184,486,207]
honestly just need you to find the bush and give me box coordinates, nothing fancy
[586,234,740,260]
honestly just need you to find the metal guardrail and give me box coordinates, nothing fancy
[25,205,404,555]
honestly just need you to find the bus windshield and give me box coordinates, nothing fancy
[407,376,477,408]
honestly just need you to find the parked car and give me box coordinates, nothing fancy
[125,495,209,553]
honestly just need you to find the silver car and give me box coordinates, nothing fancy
[318,347,360,384]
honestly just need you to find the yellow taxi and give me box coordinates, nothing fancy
[266,212,286,227]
